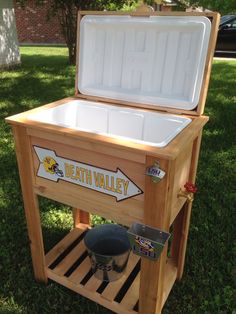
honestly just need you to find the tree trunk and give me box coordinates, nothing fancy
[68,42,76,65]
[57,3,77,65]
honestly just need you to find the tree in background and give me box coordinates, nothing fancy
[66,0,234,63]
[175,0,236,14]
[18,0,137,64]
[18,0,235,64]
[49,0,137,64]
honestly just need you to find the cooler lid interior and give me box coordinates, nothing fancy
[78,15,211,111]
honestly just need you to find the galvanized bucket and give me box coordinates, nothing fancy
[84,224,131,282]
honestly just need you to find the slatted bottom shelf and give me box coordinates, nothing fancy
[45,227,177,314]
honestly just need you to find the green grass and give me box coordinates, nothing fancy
[0,47,235,313]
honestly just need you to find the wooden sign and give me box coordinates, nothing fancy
[34,146,143,202]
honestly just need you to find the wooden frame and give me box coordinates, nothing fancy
[6,7,220,314]
[7,120,208,313]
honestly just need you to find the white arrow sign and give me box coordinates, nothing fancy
[34,146,143,202]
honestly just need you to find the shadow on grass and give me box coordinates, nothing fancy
[0,54,75,119]
[20,53,70,69]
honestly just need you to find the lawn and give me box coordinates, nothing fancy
[0,47,235,314]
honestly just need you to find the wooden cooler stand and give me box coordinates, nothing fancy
[6,8,220,314]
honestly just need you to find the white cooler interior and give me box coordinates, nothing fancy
[29,100,191,147]
[78,15,211,110]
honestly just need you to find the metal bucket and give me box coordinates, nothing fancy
[84,224,131,282]
[128,222,170,261]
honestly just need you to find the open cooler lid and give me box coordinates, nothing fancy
[78,14,211,112]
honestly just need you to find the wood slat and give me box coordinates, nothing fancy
[161,259,177,308]
[45,228,86,266]
[53,240,87,276]
[84,276,104,292]
[120,273,140,311]
[68,256,91,284]
[27,127,147,163]
[47,269,137,314]
[34,178,144,227]
[102,253,140,301]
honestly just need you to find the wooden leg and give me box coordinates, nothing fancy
[73,208,90,228]
[171,202,192,280]
[171,132,203,280]
[139,247,168,314]
[139,157,171,314]
[12,125,47,283]
[170,204,185,269]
